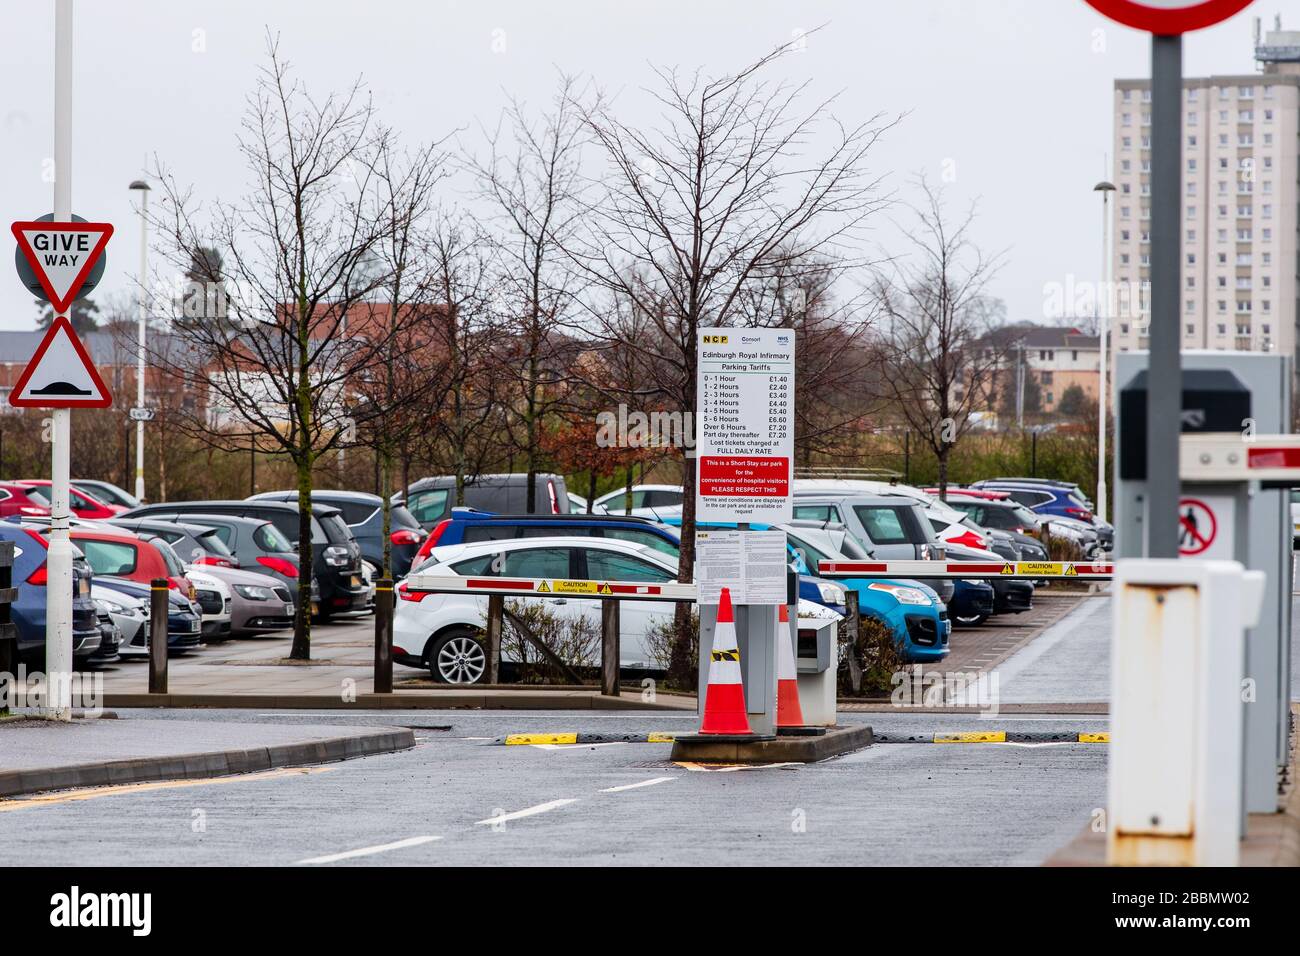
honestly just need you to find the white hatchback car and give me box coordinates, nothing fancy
[393,536,839,683]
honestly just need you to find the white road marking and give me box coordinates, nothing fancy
[297,835,442,865]
[474,798,578,825]
[599,776,676,793]
[532,742,627,751]
[675,761,801,773]
[976,715,1110,721]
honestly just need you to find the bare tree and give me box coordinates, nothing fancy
[149,38,430,658]
[464,79,589,512]
[569,41,893,684]
[355,133,453,576]
[870,178,1007,500]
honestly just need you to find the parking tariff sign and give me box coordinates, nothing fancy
[695,328,794,523]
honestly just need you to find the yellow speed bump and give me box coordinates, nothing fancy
[504,733,578,746]
[1077,732,1110,743]
[933,731,1007,744]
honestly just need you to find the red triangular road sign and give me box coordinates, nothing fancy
[11,220,113,314]
[8,316,112,408]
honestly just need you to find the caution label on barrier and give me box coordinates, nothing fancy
[550,580,599,594]
[1018,562,1065,576]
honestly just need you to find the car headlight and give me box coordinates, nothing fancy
[95,598,126,615]
[816,581,847,604]
[867,582,931,605]
[234,584,275,601]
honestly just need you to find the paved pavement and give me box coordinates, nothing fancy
[0,708,1108,866]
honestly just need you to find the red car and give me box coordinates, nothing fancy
[68,527,196,600]
[15,480,124,519]
[0,481,51,518]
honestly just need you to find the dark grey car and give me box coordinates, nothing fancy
[395,473,571,529]
[123,500,366,619]
[108,517,240,568]
[246,490,424,577]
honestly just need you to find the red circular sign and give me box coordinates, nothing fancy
[1085,0,1255,34]
[1177,497,1218,556]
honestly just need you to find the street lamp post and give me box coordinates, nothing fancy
[129,179,150,503]
[1093,179,1115,524]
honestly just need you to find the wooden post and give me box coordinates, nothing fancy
[485,593,503,685]
[373,577,393,694]
[148,578,169,694]
[601,599,620,697]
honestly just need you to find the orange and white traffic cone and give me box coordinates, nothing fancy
[774,602,806,729]
[698,587,752,736]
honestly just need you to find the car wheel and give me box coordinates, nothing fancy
[951,611,988,627]
[427,628,487,684]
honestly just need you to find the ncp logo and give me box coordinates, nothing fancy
[702,334,728,344]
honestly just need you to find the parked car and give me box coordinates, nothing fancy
[781,523,949,661]
[92,582,148,658]
[790,493,956,605]
[15,480,123,519]
[964,482,1104,554]
[89,599,123,666]
[184,564,295,634]
[936,494,1054,560]
[66,526,195,600]
[0,481,51,518]
[178,564,234,642]
[93,576,203,655]
[0,522,103,665]
[395,473,571,529]
[417,509,846,614]
[591,484,684,519]
[1291,490,1300,548]
[394,536,840,683]
[142,512,303,603]
[122,500,366,618]
[72,480,141,511]
[245,490,425,578]
[108,517,240,568]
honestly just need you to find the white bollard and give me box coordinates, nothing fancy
[1108,559,1264,866]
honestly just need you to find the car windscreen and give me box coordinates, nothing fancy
[196,528,237,560]
[253,522,295,553]
[319,512,354,544]
[407,487,451,525]
[852,504,919,545]
[23,487,51,506]
[79,539,137,576]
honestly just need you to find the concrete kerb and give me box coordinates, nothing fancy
[0,728,415,799]
[98,691,697,711]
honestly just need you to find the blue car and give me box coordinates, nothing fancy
[410,508,849,614]
[93,577,203,654]
[0,521,106,665]
[782,527,950,663]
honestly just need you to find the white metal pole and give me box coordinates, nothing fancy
[1098,189,1109,524]
[46,0,75,720]
[135,188,147,502]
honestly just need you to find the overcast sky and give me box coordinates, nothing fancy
[0,0,1276,331]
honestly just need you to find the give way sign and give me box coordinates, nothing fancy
[11,219,113,314]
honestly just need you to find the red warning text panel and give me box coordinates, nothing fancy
[698,456,789,497]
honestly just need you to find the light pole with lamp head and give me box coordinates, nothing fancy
[129,178,150,502]
[1093,179,1115,524]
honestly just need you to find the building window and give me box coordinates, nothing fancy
[1217,324,1227,335]
[1185,300,1195,314]
[1186,253,1195,265]
[1185,323,1195,334]
[1240,86,1253,98]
